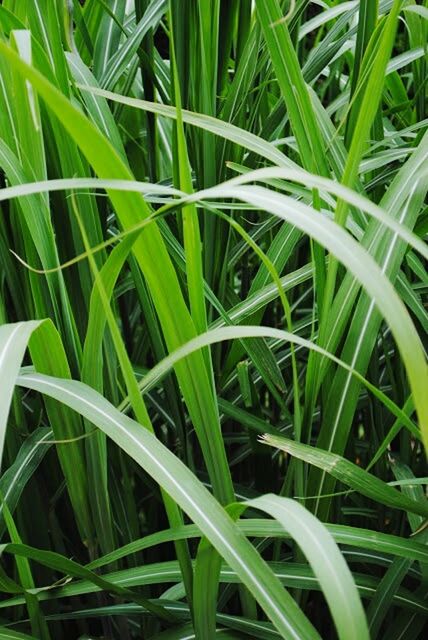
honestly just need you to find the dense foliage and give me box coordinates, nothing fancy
[0,0,427,638]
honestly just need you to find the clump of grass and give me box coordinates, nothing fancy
[0,1,427,639]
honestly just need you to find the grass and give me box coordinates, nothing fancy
[0,0,427,638]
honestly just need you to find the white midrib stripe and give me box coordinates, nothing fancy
[101,0,121,74]
[68,58,109,137]
[0,74,20,161]
[0,324,22,372]
[34,3,56,71]
[0,324,27,470]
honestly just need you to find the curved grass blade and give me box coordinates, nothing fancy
[0,427,52,538]
[262,436,428,519]
[138,322,420,444]
[78,86,298,169]
[246,494,369,640]
[0,321,41,470]
[16,370,321,640]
